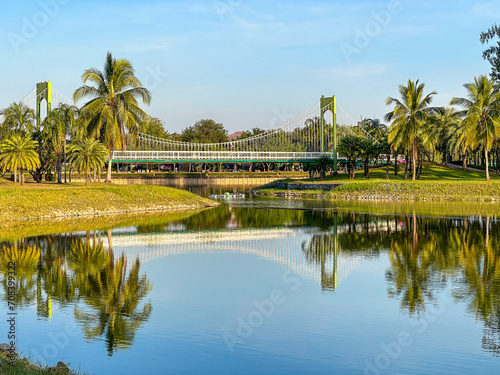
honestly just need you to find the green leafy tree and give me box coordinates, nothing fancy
[481,24,500,83]
[43,104,80,183]
[140,117,170,139]
[358,139,379,179]
[29,124,57,183]
[66,138,108,185]
[338,135,362,179]
[430,107,462,167]
[0,102,36,140]
[73,52,152,182]
[359,117,388,141]
[385,79,439,181]
[0,135,40,184]
[377,139,392,179]
[450,75,500,181]
[181,119,228,143]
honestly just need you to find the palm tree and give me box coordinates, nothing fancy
[57,104,79,183]
[0,102,36,140]
[360,117,388,141]
[385,80,439,181]
[73,52,152,182]
[0,135,40,184]
[358,139,379,179]
[43,104,80,183]
[430,107,462,167]
[450,75,500,181]
[338,134,362,179]
[66,138,108,185]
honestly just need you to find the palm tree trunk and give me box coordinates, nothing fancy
[404,154,408,180]
[57,155,62,184]
[394,155,398,176]
[485,149,491,181]
[411,141,417,181]
[496,150,500,175]
[386,154,390,179]
[463,152,467,170]
[19,169,23,185]
[417,155,423,179]
[64,139,67,184]
[85,172,89,186]
[106,150,113,183]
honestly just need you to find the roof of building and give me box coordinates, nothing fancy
[228,131,244,141]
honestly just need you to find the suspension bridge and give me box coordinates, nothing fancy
[18,82,378,171]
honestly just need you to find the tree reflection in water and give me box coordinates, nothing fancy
[0,232,152,356]
[298,210,500,356]
[1,208,500,357]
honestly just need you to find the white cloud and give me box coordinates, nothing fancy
[472,2,500,18]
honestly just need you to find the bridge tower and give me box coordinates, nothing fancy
[320,95,337,173]
[36,81,52,123]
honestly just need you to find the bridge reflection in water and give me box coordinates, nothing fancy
[98,219,403,292]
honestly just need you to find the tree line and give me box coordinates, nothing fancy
[1,24,499,184]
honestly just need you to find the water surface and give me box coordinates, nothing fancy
[1,198,499,374]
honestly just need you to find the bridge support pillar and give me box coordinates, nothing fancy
[36,81,52,123]
[320,95,337,173]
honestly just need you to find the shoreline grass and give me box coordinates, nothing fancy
[0,350,85,375]
[255,165,500,202]
[0,180,217,223]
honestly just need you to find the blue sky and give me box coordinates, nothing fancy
[0,0,497,133]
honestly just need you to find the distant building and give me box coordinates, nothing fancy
[228,131,243,141]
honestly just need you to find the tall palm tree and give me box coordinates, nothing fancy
[0,135,40,184]
[360,117,388,141]
[450,75,500,181]
[338,134,363,179]
[385,80,439,181]
[43,104,80,183]
[66,138,108,185]
[73,52,152,182]
[0,101,36,140]
[430,107,462,167]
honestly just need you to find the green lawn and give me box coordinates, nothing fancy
[302,164,500,183]
[0,180,216,222]
[259,164,500,201]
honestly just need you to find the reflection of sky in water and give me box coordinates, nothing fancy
[1,210,500,374]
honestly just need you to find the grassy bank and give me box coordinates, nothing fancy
[0,351,83,375]
[0,180,216,222]
[256,165,500,202]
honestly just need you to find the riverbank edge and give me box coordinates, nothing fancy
[251,180,500,202]
[0,183,218,223]
[0,346,82,375]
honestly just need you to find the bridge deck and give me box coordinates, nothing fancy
[112,151,345,163]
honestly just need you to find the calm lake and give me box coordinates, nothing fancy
[1,193,500,374]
